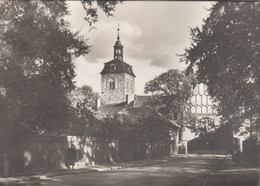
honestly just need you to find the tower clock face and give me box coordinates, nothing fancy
[110,64,116,72]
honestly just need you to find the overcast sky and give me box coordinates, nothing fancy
[67,1,214,95]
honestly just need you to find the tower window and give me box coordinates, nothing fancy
[109,78,115,89]
[110,64,116,72]
[110,82,115,89]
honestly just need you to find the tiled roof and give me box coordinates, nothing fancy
[98,95,151,116]
[134,95,151,107]
[98,102,127,116]
[117,106,155,118]
[98,102,180,129]
[100,58,136,77]
[118,107,180,129]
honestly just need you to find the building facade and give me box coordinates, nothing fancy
[181,83,220,142]
[100,28,135,105]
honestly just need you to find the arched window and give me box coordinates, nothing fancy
[197,106,202,114]
[202,106,207,114]
[191,106,196,114]
[110,81,115,89]
[109,78,115,89]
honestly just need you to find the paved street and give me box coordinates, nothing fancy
[12,155,259,186]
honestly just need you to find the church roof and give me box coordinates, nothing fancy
[98,102,128,115]
[100,58,136,77]
[134,95,151,107]
[118,107,180,129]
[98,103,180,129]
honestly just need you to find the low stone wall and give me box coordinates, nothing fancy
[67,136,119,167]
[0,135,175,176]
[118,140,171,161]
[29,135,68,172]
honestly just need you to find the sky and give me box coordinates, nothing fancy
[67,1,214,95]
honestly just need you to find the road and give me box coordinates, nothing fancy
[17,155,259,186]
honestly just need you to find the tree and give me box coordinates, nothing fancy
[0,0,122,174]
[144,69,196,128]
[81,0,123,27]
[69,85,99,136]
[0,1,90,135]
[195,117,216,136]
[98,113,174,141]
[0,1,122,136]
[180,2,260,138]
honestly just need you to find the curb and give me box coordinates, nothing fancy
[0,169,98,186]
[95,157,184,171]
[0,156,184,185]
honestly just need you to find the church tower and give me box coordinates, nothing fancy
[100,27,135,105]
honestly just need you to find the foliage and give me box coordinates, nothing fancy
[69,85,98,111]
[0,1,89,135]
[0,0,122,136]
[144,69,196,127]
[195,117,216,136]
[68,85,99,136]
[99,114,173,141]
[180,2,260,137]
[81,0,123,27]
[98,115,122,140]
[66,86,174,140]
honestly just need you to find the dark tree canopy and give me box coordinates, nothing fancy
[144,69,196,127]
[0,1,90,135]
[98,114,174,141]
[0,0,122,136]
[180,2,260,137]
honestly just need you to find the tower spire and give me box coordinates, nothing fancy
[117,24,120,41]
[114,24,123,61]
